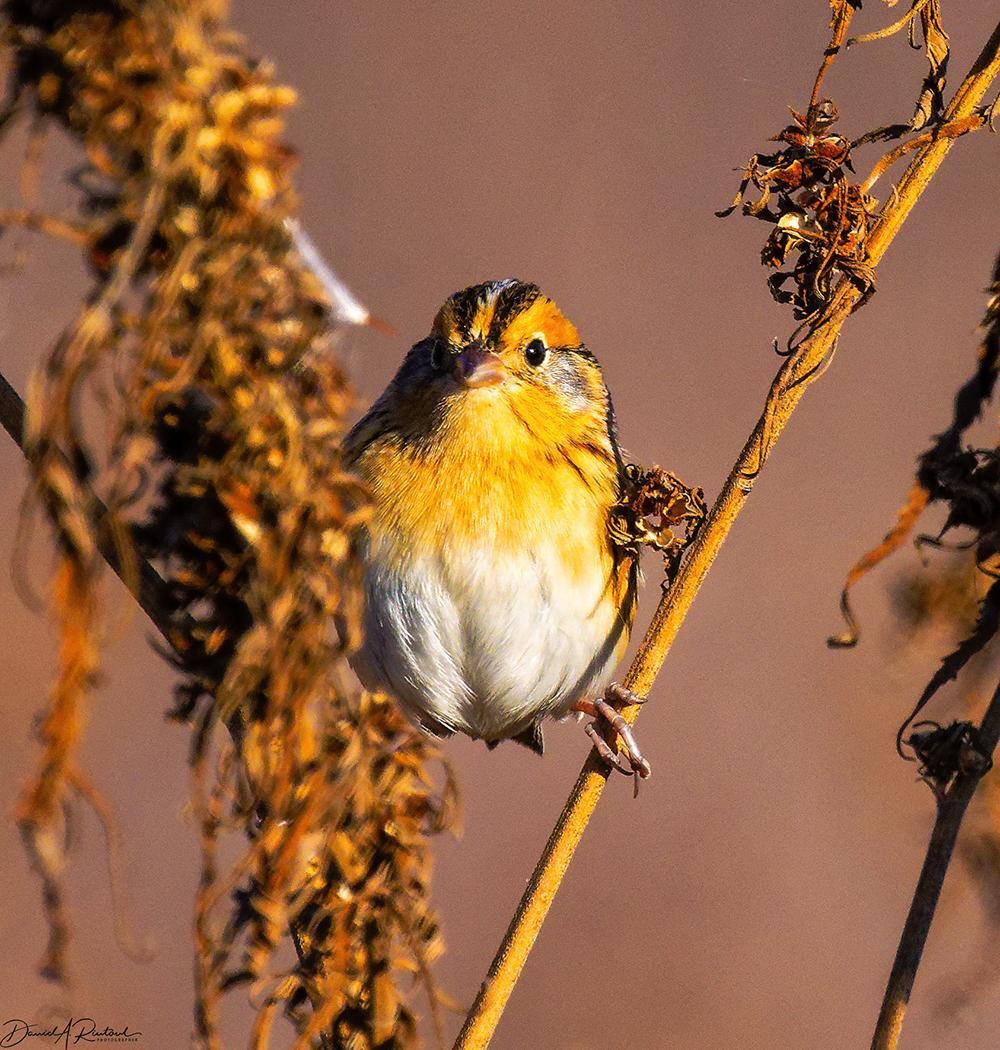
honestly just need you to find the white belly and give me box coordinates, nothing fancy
[351,535,626,742]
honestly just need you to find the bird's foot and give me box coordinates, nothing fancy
[573,683,651,791]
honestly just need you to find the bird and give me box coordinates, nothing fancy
[343,278,650,779]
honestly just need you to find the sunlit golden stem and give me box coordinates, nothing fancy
[455,19,1000,1050]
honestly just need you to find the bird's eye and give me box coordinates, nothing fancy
[524,337,548,367]
[430,341,448,371]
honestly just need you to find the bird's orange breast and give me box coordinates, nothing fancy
[354,387,622,586]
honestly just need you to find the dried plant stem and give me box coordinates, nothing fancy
[871,679,1000,1050]
[810,2,856,111]
[0,369,25,446]
[0,370,176,638]
[0,371,332,1042]
[455,20,1000,1050]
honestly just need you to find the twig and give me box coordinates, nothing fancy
[860,112,986,194]
[809,1,857,113]
[0,369,178,640]
[846,0,933,48]
[871,680,1000,1050]
[0,370,333,1048]
[454,18,1000,1050]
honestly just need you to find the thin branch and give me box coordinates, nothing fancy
[810,1,857,113]
[454,18,1000,1050]
[846,0,933,48]
[0,371,333,1048]
[0,369,178,641]
[0,367,25,445]
[871,681,1000,1050]
[860,111,987,194]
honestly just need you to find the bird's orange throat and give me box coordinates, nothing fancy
[357,384,620,574]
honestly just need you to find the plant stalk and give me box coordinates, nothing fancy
[871,680,1000,1050]
[454,19,1000,1050]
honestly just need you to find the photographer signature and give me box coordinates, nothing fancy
[0,1018,140,1048]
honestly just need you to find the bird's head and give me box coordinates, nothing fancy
[344,279,626,513]
[429,279,583,393]
[386,280,616,455]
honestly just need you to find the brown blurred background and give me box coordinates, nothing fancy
[3,2,1000,1047]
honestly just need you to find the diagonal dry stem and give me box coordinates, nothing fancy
[0,372,335,1047]
[870,678,1000,1050]
[454,18,1000,1050]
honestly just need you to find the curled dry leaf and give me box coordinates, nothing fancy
[610,464,706,582]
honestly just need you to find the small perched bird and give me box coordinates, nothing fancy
[344,279,649,777]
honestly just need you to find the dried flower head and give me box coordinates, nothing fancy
[719,99,877,322]
[609,464,705,582]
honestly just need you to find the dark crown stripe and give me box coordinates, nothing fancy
[448,288,479,341]
[443,279,542,343]
[487,280,541,343]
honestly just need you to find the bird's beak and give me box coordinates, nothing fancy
[452,345,506,389]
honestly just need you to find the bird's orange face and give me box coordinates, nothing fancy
[380,280,616,456]
[431,281,583,392]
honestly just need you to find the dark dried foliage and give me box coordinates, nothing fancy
[609,464,706,583]
[2,2,454,1047]
[719,0,989,339]
[830,246,1000,1011]
[825,249,1000,771]
[897,581,1000,759]
[831,251,1000,647]
[907,719,994,796]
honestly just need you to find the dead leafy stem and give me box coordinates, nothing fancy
[719,0,990,342]
[827,246,1000,785]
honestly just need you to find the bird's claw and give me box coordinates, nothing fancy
[585,721,635,776]
[575,684,652,791]
[594,694,652,780]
